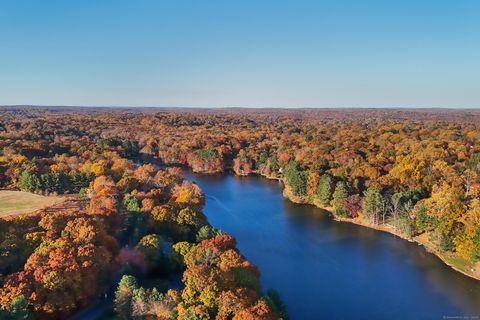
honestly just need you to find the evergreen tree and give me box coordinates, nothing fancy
[114,275,138,319]
[467,152,480,172]
[40,173,57,193]
[256,151,269,170]
[40,173,69,194]
[316,174,332,206]
[69,171,95,193]
[472,226,480,261]
[415,204,436,233]
[122,140,140,158]
[18,171,40,193]
[284,161,307,196]
[265,289,288,319]
[137,234,163,271]
[363,187,384,224]
[269,155,280,172]
[149,288,163,303]
[196,225,225,242]
[440,232,454,252]
[332,181,349,216]
[9,295,31,320]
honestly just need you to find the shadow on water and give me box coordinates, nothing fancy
[183,171,480,320]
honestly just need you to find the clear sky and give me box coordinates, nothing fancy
[0,0,479,108]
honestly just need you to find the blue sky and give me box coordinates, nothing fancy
[0,0,479,108]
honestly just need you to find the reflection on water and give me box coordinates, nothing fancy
[183,171,480,320]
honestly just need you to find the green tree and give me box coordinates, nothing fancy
[440,232,454,252]
[363,188,384,224]
[122,140,140,158]
[265,289,288,319]
[9,295,31,320]
[269,155,280,172]
[114,275,138,319]
[233,267,260,292]
[197,145,218,161]
[40,173,57,193]
[69,171,94,193]
[40,173,68,194]
[18,170,40,193]
[284,161,307,196]
[131,287,148,315]
[177,207,207,229]
[316,174,332,206]
[124,211,148,246]
[332,181,349,216]
[149,287,163,302]
[124,194,140,212]
[256,151,269,170]
[415,204,436,233]
[136,234,163,271]
[467,152,480,172]
[472,226,480,261]
[196,225,225,242]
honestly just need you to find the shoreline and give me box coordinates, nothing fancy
[159,162,480,281]
[333,215,480,281]
[278,178,480,281]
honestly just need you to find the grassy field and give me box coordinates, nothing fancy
[0,190,63,217]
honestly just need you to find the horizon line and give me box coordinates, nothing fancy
[1,104,480,111]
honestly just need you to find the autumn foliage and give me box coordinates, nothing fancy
[3,107,480,318]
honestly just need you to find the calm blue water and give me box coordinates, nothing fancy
[184,171,480,320]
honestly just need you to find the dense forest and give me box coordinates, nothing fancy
[1,107,480,318]
[0,108,286,319]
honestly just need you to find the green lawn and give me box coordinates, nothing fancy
[0,190,63,217]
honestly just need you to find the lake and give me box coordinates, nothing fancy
[183,171,480,320]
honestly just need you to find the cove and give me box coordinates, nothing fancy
[183,171,480,320]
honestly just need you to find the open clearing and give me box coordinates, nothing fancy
[0,190,64,217]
